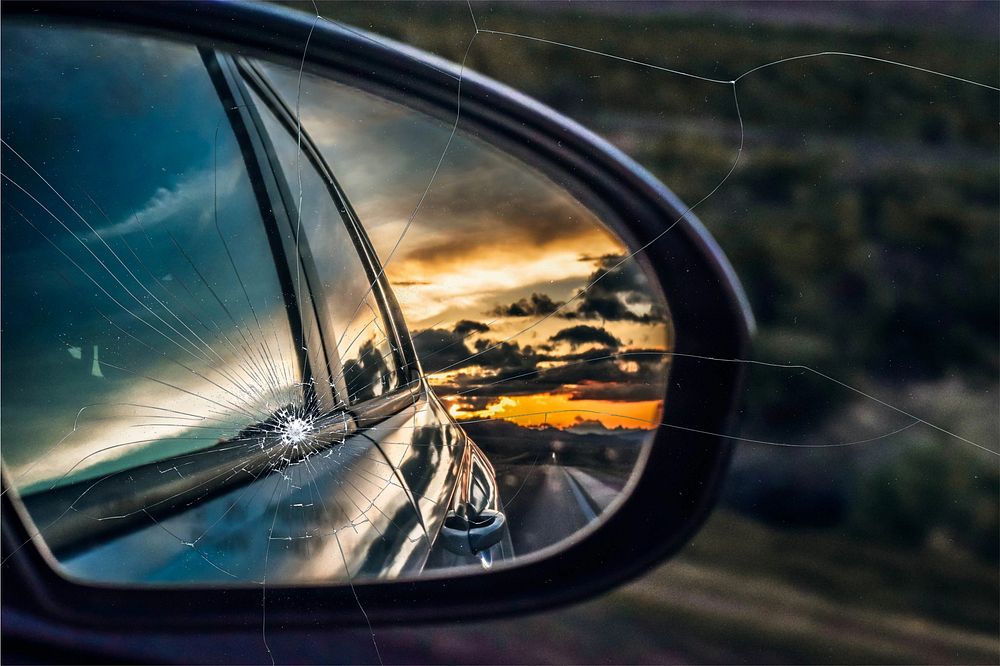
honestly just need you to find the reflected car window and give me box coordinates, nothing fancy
[242,84,401,405]
[1,26,306,551]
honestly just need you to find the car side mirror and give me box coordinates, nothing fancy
[1,0,752,633]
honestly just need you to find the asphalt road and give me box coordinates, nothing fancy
[499,462,617,555]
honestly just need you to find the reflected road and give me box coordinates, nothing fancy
[499,462,620,555]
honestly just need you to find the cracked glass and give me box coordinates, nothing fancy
[1,20,670,587]
[2,2,997,664]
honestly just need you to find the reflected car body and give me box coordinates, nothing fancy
[4,26,508,582]
[21,390,492,582]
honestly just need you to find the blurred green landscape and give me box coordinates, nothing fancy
[286,2,998,662]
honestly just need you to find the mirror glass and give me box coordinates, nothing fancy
[1,22,671,585]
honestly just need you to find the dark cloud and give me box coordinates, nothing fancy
[430,345,670,404]
[412,328,542,375]
[567,255,668,324]
[471,338,541,372]
[485,256,668,324]
[558,346,624,363]
[412,328,476,371]
[570,296,638,321]
[489,292,564,318]
[549,325,621,349]
[453,319,490,336]
[539,353,668,402]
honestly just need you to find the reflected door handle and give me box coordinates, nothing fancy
[440,507,506,556]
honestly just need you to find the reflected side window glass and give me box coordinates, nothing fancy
[1,26,307,568]
[241,83,401,406]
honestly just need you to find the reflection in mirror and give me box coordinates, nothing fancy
[1,22,670,585]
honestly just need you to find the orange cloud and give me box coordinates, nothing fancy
[443,392,663,430]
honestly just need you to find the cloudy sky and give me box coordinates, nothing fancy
[1,29,674,496]
[263,63,674,430]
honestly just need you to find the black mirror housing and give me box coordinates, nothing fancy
[1,0,752,632]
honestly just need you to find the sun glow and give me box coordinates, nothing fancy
[443,392,663,430]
